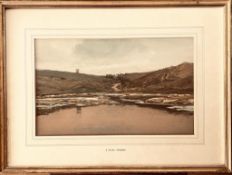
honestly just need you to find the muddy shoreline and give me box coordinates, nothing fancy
[36,93,193,116]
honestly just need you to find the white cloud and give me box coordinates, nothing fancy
[35,37,193,75]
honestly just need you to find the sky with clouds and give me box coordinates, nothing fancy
[35,37,193,75]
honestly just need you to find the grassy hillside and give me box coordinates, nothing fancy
[36,62,193,96]
[124,62,193,93]
[36,70,113,95]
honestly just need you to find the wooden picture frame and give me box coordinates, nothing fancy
[0,0,231,174]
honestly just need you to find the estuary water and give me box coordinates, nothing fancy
[36,104,194,136]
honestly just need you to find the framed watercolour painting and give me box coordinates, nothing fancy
[0,0,231,174]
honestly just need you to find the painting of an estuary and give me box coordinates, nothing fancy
[35,37,194,136]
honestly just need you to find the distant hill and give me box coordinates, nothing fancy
[36,62,193,96]
[122,62,193,93]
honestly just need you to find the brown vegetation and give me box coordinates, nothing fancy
[36,62,193,95]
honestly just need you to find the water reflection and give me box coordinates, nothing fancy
[75,107,81,114]
[36,104,194,136]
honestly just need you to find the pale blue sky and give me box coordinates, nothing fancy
[35,37,193,75]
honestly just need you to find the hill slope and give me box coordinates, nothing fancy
[36,62,193,95]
